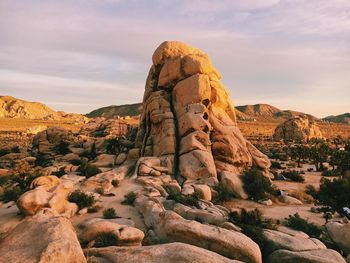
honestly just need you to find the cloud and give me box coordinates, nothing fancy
[0,0,349,117]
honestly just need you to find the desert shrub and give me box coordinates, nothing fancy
[167,191,200,208]
[1,187,23,202]
[11,146,20,153]
[280,170,305,182]
[70,159,82,166]
[0,148,10,157]
[284,213,322,238]
[95,187,105,195]
[305,185,317,198]
[52,167,66,178]
[242,169,276,201]
[316,175,350,214]
[111,179,120,187]
[322,170,340,177]
[94,232,118,247]
[68,190,95,209]
[229,209,275,258]
[270,161,282,169]
[77,159,101,178]
[213,184,235,202]
[103,208,117,219]
[289,190,313,204]
[55,141,70,155]
[121,191,137,206]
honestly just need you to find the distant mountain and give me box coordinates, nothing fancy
[235,103,318,122]
[0,95,88,123]
[87,103,142,118]
[236,104,280,117]
[323,113,350,124]
[88,102,318,123]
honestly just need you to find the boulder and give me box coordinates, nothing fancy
[77,218,144,247]
[263,229,326,253]
[326,222,350,255]
[17,180,78,217]
[85,242,242,263]
[135,196,262,263]
[92,154,116,168]
[0,209,86,263]
[30,175,60,191]
[273,116,323,142]
[219,171,248,199]
[267,249,346,263]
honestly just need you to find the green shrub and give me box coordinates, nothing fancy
[228,209,274,258]
[305,185,317,198]
[316,175,350,214]
[270,161,282,169]
[52,167,66,178]
[95,187,105,195]
[167,191,200,208]
[242,169,276,201]
[68,190,95,210]
[213,184,235,202]
[94,232,118,247]
[0,148,10,157]
[284,213,322,238]
[321,170,340,177]
[77,160,101,178]
[1,187,23,202]
[103,208,117,219]
[280,170,305,182]
[11,146,20,153]
[55,141,70,155]
[121,191,137,206]
[111,179,120,187]
[70,159,82,166]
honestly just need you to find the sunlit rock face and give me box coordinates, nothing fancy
[135,41,270,186]
[273,115,323,142]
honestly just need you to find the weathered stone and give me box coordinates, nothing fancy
[85,242,242,263]
[77,218,144,247]
[0,209,86,263]
[274,116,323,142]
[267,249,346,263]
[326,222,350,255]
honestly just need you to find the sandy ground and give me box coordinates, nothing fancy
[71,178,147,231]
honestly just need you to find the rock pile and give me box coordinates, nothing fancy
[273,115,323,142]
[135,41,270,196]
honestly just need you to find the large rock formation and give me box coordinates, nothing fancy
[0,209,86,263]
[273,115,323,142]
[135,41,270,188]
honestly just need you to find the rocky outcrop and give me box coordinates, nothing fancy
[79,117,132,139]
[273,115,323,142]
[32,127,74,166]
[77,218,144,247]
[85,242,242,263]
[326,221,350,255]
[135,41,270,191]
[0,209,86,263]
[267,249,346,263]
[17,177,78,217]
[0,95,88,123]
[135,195,262,263]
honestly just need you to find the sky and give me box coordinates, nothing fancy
[0,0,349,118]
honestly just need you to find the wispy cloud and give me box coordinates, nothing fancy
[0,0,349,116]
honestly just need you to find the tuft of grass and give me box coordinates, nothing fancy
[121,191,137,206]
[167,190,200,208]
[280,170,305,182]
[77,159,101,178]
[103,208,117,219]
[68,190,95,210]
